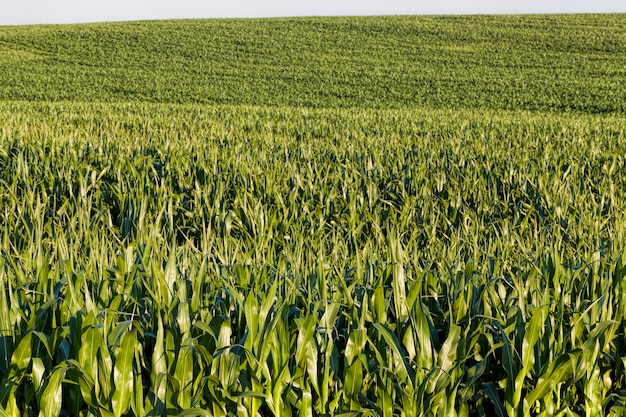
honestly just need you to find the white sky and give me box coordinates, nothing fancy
[1,0,625,26]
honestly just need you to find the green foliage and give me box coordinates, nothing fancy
[0,14,625,113]
[1,13,626,416]
[0,101,625,415]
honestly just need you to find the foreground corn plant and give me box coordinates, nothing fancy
[0,103,625,416]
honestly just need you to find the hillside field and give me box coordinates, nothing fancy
[0,14,626,416]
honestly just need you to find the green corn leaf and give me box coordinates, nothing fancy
[295,314,317,366]
[8,332,32,381]
[176,409,212,416]
[371,286,386,323]
[97,324,114,400]
[244,292,260,353]
[78,325,101,382]
[389,236,408,320]
[304,337,319,396]
[177,301,191,338]
[438,324,460,374]
[411,299,434,370]
[514,305,548,408]
[31,357,45,393]
[111,329,137,417]
[521,306,548,372]
[344,360,362,410]
[164,242,177,305]
[260,280,278,324]
[174,344,194,409]
[39,365,68,417]
[151,313,167,416]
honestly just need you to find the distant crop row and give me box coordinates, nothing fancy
[0,14,625,112]
[1,102,625,415]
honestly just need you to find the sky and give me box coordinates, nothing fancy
[1,0,625,26]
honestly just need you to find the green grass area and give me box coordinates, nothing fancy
[1,14,625,112]
[0,14,626,416]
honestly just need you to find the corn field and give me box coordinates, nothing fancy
[0,102,625,415]
[1,15,625,113]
